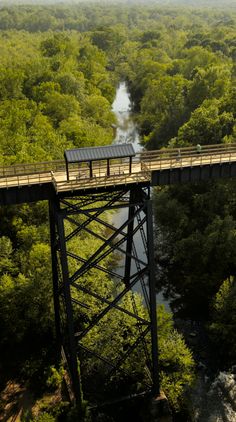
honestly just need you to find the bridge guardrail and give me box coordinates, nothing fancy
[0,171,53,188]
[1,143,236,191]
[0,160,65,178]
[139,144,236,170]
[1,143,236,178]
[53,170,151,193]
[140,143,236,156]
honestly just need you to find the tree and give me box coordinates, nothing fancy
[82,94,115,127]
[42,91,81,126]
[0,67,24,100]
[55,71,85,99]
[40,34,69,57]
[0,99,37,164]
[178,46,220,79]
[154,181,236,319]
[158,305,195,410]
[59,116,113,148]
[187,65,232,111]
[173,99,234,146]
[0,99,69,163]
[139,75,189,148]
[0,236,16,275]
[209,277,236,366]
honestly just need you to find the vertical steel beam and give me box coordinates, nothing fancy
[66,161,69,181]
[124,188,135,286]
[146,199,160,396]
[55,203,83,411]
[49,200,61,359]
[89,161,93,178]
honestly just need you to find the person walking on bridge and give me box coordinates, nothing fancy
[176,149,181,161]
[196,144,202,154]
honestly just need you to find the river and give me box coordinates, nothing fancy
[111,82,170,310]
[111,81,140,152]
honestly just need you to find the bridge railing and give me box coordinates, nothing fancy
[0,160,65,178]
[1,143,236,184]
[0,171,56,189]
[53,169,151,193]
[138,143,236,170]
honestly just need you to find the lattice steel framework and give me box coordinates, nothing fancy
[49,185,159,411]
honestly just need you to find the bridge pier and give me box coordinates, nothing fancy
[49,198,83,412]
[149,392,173,421]
[49,185,159,410]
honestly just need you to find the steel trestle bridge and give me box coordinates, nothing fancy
[1,143,236,413]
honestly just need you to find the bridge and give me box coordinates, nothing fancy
[1,143,236,205]
[1,143,236,414]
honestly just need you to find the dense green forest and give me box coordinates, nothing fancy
[0,1,235,421]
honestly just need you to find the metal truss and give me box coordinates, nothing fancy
[49,185,159,411]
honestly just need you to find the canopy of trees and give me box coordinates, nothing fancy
[0,1,235,420]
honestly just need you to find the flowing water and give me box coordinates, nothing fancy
[111,82,170,310]
[190,369,236,421]
[112,81,140,152]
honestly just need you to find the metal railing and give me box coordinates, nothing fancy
[0,171,53,189]
[0,143,236,191]
[139,143,236,168]
[54,170,151,193]
[0,160,65,178]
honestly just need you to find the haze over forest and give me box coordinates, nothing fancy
[0,0,235,7]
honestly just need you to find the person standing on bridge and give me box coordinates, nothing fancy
[196,144,202,154]
[176,149,181,161]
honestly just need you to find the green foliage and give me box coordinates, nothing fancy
[173,99,234,146]
[0,66,24,100]
[140,75,189,147]
[0,202,54,347]
[83,94,115,127]
[154,181,236,318]
[0,99,69,164]
[59,117,113,148]
[0,29,115,164]
[209,277,236,365]
[42,91,81,126]
[29,413,55,422]
[158,306,195,410]
[0,242,54,345]
[0,236,16,275]
[41,34,68,57]
[46,366,65,391]
[187,64,232,110]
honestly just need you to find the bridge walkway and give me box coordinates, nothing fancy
[0,144,236,194]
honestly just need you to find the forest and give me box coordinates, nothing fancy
[0,1,235,421]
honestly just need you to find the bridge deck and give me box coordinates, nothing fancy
[0,144,236,194]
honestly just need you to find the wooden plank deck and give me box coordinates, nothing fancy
[0,144,236,193]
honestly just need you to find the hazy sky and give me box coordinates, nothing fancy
[0,0,235,7]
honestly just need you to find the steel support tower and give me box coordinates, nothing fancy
[49,184,159,411]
